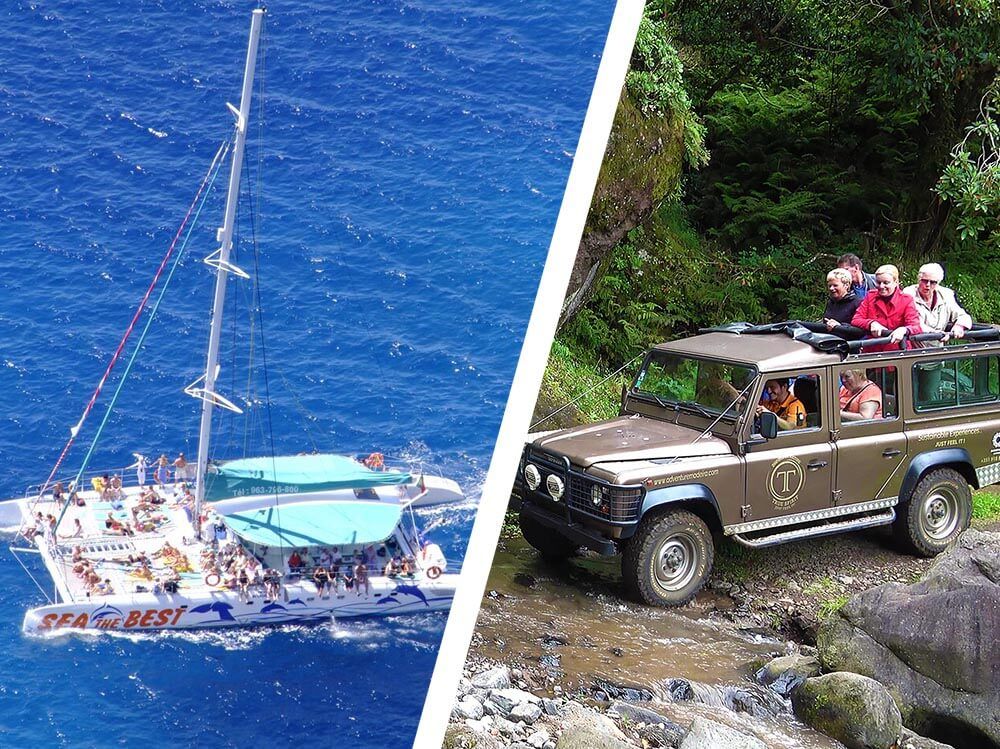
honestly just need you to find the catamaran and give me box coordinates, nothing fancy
[1,8,462,634]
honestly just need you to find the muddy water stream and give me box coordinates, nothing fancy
[474,537,845,749]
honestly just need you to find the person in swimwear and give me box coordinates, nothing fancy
[60,518,84,539]
[354,560,370,598]
[312,565,331,598]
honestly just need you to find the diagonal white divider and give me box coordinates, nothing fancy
[413,2,646,746]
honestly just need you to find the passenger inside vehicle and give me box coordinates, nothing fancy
[756,378,807,430]
[839,369,883,421]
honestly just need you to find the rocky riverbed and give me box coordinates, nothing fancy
[446,520,1000,749]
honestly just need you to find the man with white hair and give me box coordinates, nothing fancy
[903,262,974,402]
[902,262,972,346]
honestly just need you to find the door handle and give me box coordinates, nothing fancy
[807,460,828,470]
[882,448,901,458]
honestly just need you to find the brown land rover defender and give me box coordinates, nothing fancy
[511,322,1000,606]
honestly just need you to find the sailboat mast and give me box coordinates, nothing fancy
[193,8,265,535]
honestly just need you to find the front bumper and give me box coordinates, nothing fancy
[517,498,620,555]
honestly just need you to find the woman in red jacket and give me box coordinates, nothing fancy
[850,264,922,352]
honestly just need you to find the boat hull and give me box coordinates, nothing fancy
[23,574,457,634]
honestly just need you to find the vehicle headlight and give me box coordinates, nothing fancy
[591,484,604,506]
[546,474,564,501]
[524,463,541,491]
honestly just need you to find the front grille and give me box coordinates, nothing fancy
[520,444,644,524]
[567,478,643,522]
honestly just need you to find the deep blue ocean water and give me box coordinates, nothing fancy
[0,1,614,746]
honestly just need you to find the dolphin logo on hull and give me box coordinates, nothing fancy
[190,602,236,622]
[392,584,429,607]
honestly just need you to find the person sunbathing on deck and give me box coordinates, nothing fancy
[60,518,84,539]
[104,513,134,536]
[131,558,154,580]
[84,570,101,592]
[156,541,179,559]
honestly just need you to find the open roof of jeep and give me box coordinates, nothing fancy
[652,321,1000,372]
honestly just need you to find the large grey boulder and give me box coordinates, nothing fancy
[472,665,512,690]
[509,701,543,725]
[453,696,484,721]
[678,717,766,749]
[555,702,635,749]
[817,529,1000,744]
[791,672,901,749]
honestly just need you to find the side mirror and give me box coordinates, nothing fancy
[758,410,778,439]
[620,382,629,413]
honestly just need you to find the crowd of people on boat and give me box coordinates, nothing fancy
[200,540,262,600]
[69,547,116,597]
[821,255,973,352]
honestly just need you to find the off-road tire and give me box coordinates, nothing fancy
[894,468,972,557]
[519,511,578,560]
[621,509,714,606]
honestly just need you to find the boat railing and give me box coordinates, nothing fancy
[22,463,147,501]
[19,453,441,506]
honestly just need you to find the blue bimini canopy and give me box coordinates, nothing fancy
[222,500,403,548]
[216,454,412,490]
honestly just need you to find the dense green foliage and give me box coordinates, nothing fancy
[554,0,1000,392]
[627,12,708,168]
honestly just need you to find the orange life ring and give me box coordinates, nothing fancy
[426,566,442,580]
[364,452,385,470]
[204,572,220,587]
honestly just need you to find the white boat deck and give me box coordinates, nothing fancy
[13,477,456,633]
[26,483,199,598]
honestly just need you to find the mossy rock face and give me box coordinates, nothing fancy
[791,672,901,749]
[532,382,586,429]
[563,91,686,323]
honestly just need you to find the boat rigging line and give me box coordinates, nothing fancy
[30,140,232,529]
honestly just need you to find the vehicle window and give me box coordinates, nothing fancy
[634,353,755,418]
[839,367,896,424]
[913,356,1000,410]
[755,374,821,434]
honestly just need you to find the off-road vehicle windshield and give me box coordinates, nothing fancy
[633,352,755,420]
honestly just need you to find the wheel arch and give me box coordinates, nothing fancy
[625,483,724,539]
[898,448,978,504]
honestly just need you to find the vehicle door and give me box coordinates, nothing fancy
[832,364,907,505]
[743,371,833,522]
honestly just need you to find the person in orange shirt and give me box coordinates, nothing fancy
[756,379,807,430]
